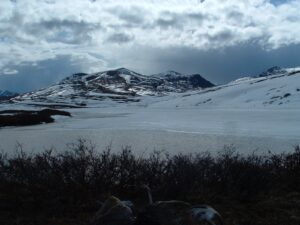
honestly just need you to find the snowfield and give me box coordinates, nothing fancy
[151,70,300,109]
[0,68,300,154]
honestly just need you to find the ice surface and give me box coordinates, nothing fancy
[0,106,299,155]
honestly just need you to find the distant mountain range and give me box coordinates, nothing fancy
[7,66,300,108]
[0,90,18,101]
[13,68,214,105]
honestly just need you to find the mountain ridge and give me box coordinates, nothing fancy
[13,68,214,105]
[8,66,300,108]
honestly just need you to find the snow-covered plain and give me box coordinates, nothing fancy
[1,69,300,155]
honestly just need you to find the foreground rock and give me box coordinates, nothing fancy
[92,196,135,225]
[93,188,223,225]
[137,202,223,225]
[136,185,223,225]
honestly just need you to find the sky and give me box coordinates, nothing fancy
[0,0,300,92]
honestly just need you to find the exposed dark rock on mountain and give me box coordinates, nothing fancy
[258,66,286,77]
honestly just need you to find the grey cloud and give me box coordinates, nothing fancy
[0,12,28,42]
[187,12,205,23]
[156,17,180,28]
[30,19,100,44]
[114,7,145,25]
[106,33,133,44]
[156,12,184,29]
[40,20,96,30]
[206,30,235,42]
[105,6,148,30]
[0,8,100,45]
[226,10,244,21]
[118,13,144,25]
[154,11,208,31]
[12,7,141,47]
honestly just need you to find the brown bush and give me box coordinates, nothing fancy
[0,141,300,225]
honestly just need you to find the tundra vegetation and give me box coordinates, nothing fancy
[0,109,71,127]
[0,140,299,225]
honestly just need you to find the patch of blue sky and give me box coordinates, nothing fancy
[270,0,290,6]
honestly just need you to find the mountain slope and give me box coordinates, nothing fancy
[151,67,300,109]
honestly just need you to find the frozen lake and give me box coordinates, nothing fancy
[1,106,299,155]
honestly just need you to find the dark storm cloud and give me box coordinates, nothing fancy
[2,43,300,93]
[112,43,300,84]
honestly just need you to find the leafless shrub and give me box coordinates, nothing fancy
[0,141,300,224]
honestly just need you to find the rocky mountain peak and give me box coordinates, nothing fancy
[258,66,286,77]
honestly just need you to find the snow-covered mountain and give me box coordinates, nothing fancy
[12,68,214,105]
[0,90,17,97]
[151,66,300,109]
[258,66,286,77]
[8,66,300,109]
[0,90,18,101]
